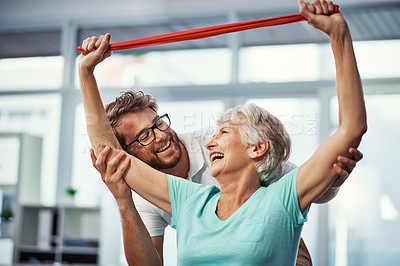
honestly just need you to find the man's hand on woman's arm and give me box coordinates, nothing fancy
[314,147,363,203]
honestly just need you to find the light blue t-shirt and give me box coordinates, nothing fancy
[168,167,309,266]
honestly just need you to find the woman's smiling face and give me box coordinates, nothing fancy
[206,124,253,178]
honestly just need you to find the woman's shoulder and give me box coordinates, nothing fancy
[265,167,300,196]
[168,174,219,196]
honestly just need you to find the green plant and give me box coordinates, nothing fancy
[65,187,78,196]
[1,206,13,220]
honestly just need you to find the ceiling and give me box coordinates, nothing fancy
[0,0,399,58]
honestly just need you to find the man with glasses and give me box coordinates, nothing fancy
[123,113,170,150]
[89,86,362,265]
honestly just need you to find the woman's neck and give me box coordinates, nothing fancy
[216,170,261,220]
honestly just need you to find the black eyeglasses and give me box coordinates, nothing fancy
[123,113,171,150]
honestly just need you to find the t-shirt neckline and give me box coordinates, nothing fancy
[211,187,263,223]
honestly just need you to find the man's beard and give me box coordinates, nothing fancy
[147,130,182,170]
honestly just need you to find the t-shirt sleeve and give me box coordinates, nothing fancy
[133,192,169,237]
[270,167,309,225]
[167,174,206,229]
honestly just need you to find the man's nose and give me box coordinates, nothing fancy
[154,128,167,142]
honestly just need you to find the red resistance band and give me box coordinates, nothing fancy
[77,5,339,54]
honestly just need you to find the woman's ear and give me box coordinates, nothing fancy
[249,139,269,159]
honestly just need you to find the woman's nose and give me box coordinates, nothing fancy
[205,136,216,150]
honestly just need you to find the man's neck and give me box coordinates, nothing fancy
[161,139,190,179]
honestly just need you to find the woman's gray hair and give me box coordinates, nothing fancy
[217,103,291,185]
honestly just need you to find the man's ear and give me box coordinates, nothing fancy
[249,139,269,159]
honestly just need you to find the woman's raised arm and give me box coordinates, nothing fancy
[77,34,171,214]
[296,0,367,212]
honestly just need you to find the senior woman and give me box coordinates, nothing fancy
[78,0,366,265]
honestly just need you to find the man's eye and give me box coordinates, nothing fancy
[156,119,163,127]
[139,131,150,141]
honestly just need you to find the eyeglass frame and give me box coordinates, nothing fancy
[123,113,171,151]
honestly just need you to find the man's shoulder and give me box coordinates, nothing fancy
[133,192,171,236]
[133,192,171,219]
[268,161,298,185]
[282,161,297,175]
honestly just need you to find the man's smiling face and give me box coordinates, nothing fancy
[115,107,182,170]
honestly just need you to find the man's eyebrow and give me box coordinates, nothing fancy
[133,115,160,139]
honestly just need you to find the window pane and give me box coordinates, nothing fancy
[319,40,400,80]
[354,40,400,79]
[0,56,64,90]
[158,100,225,134]
[239,44,320,83]
[71,104,103,207]
[329,94,400,266]
[75,49,231,89]
[0,94,61,205]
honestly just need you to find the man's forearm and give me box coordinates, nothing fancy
[118,199,161,266]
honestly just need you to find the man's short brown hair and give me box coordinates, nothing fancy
[105,90,158,149]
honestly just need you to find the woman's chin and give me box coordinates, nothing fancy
[210,167,220,178]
